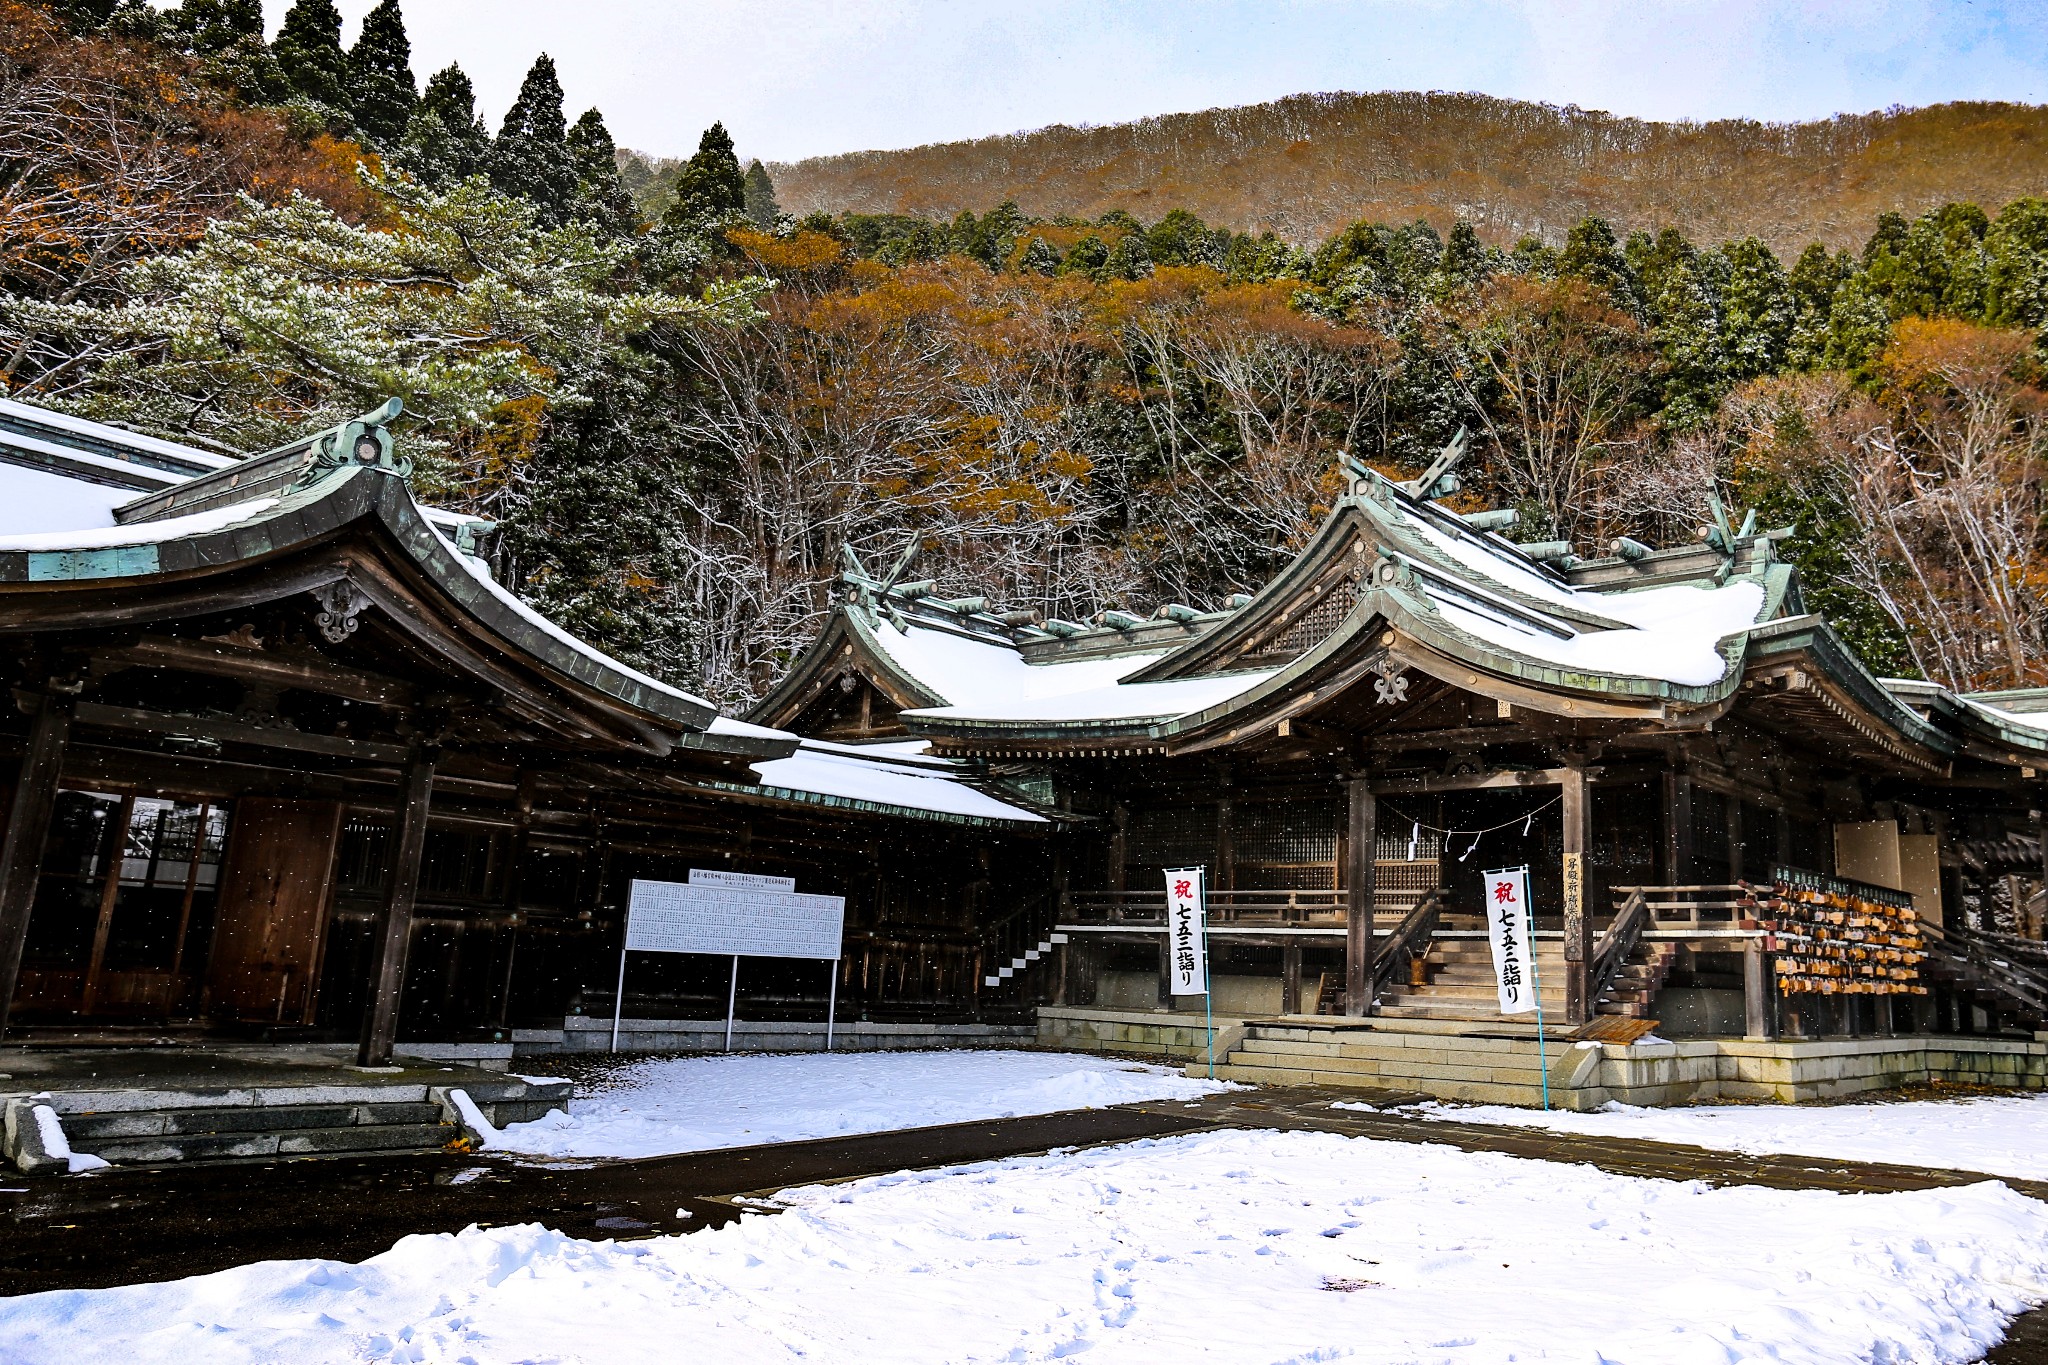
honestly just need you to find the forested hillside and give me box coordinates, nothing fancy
[5,2,2046,713]
[769,93,2048,258]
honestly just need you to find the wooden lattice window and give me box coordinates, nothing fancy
[1235,801,1339,890]
[1124,806,1215,877]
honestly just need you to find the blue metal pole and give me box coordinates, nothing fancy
[1527,900,1550,1111]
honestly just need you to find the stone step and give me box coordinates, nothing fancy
[1243,1033,1547,1063]
[1210,1061,1550,1105]
[1375,1002,1556,1022]
[86,1121,459,1165]
[1234,1044,1549,1084]
[1261,1017,1547,1039]
[64,1100,445,1141]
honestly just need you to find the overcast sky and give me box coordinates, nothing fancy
[275,1,2048,164]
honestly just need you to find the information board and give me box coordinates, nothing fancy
[625,875,845,960]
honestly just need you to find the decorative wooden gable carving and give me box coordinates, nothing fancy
[1223,542,1372,669]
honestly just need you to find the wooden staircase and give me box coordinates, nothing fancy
[1596,941,1679,1018]
[1377,921,1569,1021]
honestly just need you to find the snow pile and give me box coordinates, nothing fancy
[489,1049,1235,1160]
[32,1104,107,1174]
[1392,1091,2048,1180]
[6,1129,2046,1363]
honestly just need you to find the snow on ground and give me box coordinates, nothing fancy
[489,1049,1236,1160]
[1347,1090,2048,1181]
[6,1128,2045,1364]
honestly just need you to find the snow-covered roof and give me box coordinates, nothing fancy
[0,460,147,538]
[705,718,1046,823]
[1356,474,1772,690]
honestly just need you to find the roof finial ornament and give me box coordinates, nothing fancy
[838,539,921,630]
[1399,426,1469,503]
[1698,488,1757,585]
[299,398,409,486]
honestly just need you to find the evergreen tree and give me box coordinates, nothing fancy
[45,0,117,31]
[1718,237,1793,380]
[968,201,1027,269]
[1987,197,2048,331]
[742,161,780,229]
[1017,235,1060,276]
[1510,234,1558,278]
[1557,216,1639,314]
[947,210,979,258]
[1786,243,1849,369]
[396,63,491,187]
[566,108,639,237]
[346,0,416,148]
[273,0,348,110]
[491,55,581,227]
[1862,210,1910,267]
[1145,208,1219,268]
[663,122,746,227]
[1644,253,1724,428]
[1821,271,1891,373]
[1433,218,1495,296]
[1060,234,1109,277]
[155,0,285,102]
[1103,231,1153,281]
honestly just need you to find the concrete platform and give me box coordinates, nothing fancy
[0,1044,571,1172]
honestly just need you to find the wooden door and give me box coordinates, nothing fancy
[206,800,344,1024]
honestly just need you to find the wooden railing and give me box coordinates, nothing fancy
[1922,921,2048,1023]
[1610,884,1752,932]
[1370,888,1446,1001]
[1590,888,1650,1003]
[1068,888,1347,927]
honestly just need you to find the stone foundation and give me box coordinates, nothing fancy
[1038,1006,2048,1107]
[517,1016,1037,1055]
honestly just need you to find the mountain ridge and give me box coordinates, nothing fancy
[767,90,2048,254]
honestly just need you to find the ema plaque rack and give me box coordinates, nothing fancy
[1741,868,1927,997]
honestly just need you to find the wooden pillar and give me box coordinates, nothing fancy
[1662,767,1695,885]
[2037,807,2047,936]
[1107,804,1128,895]
[356,746,436,1067]
[1156,932,1174,1009]
[1281,943,1303,1015]
[1742,939,1776,1040]
[1725,799,1745,883]
[1561,764,1590,1026]
[0,688,75,1037]
[1214,794,1234,892]
[1344,778,1375,1017]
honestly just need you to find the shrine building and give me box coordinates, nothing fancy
[756,444,2048,1103]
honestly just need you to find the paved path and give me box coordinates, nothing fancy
[7,1082,2048,1362]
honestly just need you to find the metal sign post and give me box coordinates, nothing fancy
[825,961,839,1051]
[1166,866,1213,1078]
[613,870,847,1057]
